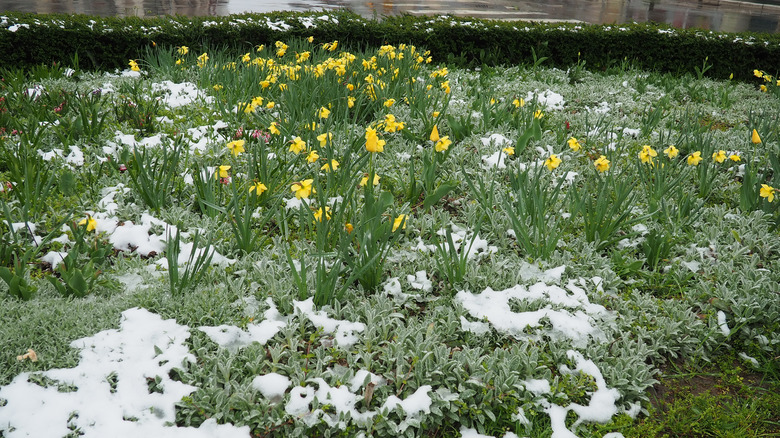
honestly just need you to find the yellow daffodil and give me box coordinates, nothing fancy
[663,145,679,159]
[177,46,189,55]
[754,69,764,78]
[384,98,395,107]
[360,173,380,187]
[392,214,408,232]
[216,165,231,179]
[291,179,315,199]
[317,133,333,147]
[226,139,245,157]
[266,101,275,109]
[347,83,355,91]
[534,110,544,119]
[213,84,223,91]
[729,153,741,162]
[594,155,610,172]
[638,145,657,164]
[197,53,209,68]
[752,129,762,144]
[441,81,451,94]
[365,127,385,153]
[269,122,280,135]
[503,147,515,156]
[545,154,562,171]
[383,114,405,133]
[249,181,268,195]
[347,96,355,108]
[512,98,525,108]
[321,159,339,172]
[432,111,441,118]
[435,136,452,152]
[128,60,140,72]
[687,151,702,166]
[318,107,331,119]
[313,206,331,222]
[760,85,768,92]
[289,137,306,154]
[760,184,775,202]
[260,80,271,89]
[567,137,581,152]
[712,150,727,163]
[78,215,97,232]
[306,150,320,163]
[307,36,314,43]
[241,52,251,63]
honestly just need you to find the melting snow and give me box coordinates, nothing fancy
[0,308,249,438]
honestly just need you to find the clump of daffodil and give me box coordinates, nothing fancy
[435,136,452,152]
[663,145,679,159]
[249,181,267,195]
[638,145,657,164]
[752,129,762,144]
[712,150,727,163]
[226,139,245,157]
[289,137,307,154]
[687,151,703,166]
[594,155,610,172]
[291,179,315,199]
[383,114,405,133]
[78,215,97,232]
[567,137,581,152]
[365,127,385,153]
[321,159,339,172]
[360,173,380,187]
[760,184,776,202]
[275,41,288,57]
[128,60,140,72]
[392,214,408,232]
[545,154,562,171]
[177,46,189,55]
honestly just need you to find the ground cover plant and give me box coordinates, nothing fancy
[0,35,779,438]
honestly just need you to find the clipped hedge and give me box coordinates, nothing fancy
[2,10,780,79]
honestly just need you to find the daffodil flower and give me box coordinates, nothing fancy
[269,122,280,135]
[512,98,525,108]
[197,53,209,68]
[384,98,395,107]
[567,137,581,152]
[291,179,315,199]
[128,60,140,72]
[289,137,307,154]
[360,174,380,187]
[318,107,330,119]
[321,159,339,172]
[534,110,544,119]
[712,150,727,163]
[306,150,320,163]
[639,145,657,164]
[78,215,97,232]
[663,145,679,159]
[687,151,702,166]
[216,165,231,179]
[249,182,268,195]
[545,154,562,171]
[313,206,331,222]
[392,214,408,232]
[760,184,775,202]
[435,136,452,152]
[729,153,741,162]
[365,127,385,153]
[594,155,610,172]
[226,139,245,157]
[317,133,333,147]
[503,147,515,156]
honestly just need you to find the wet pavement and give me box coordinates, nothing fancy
[2,0,780,33]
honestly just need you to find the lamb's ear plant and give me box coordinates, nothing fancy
[166,227,214,296]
